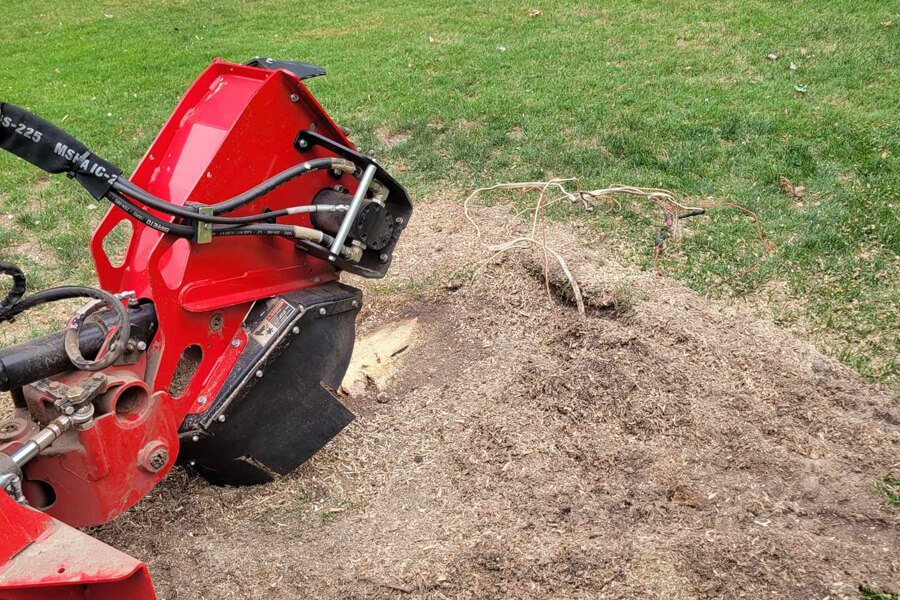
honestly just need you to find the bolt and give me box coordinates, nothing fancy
[313,276,321,283]
[209,314,223,331]
[352,300,359,308]
[126,341,136,353]
[48,381,61,391]
[265,57,274,64]
[318,307,327,315]
[136,341,147,352]
[140,444,169,473]
[63,405,75,416]
[298,139,309,149]
[231,339,241,348]
[217,414,226,422]
[290,93,300,102]
[66,386,84,402]
[198,395,207,405]
[395,217,404,225]
[292,326,300,335]
[379,253,389,263]
[92,372,105,381]
[71,402,93,428]
[255,369,264,378]
[191,435,199,443]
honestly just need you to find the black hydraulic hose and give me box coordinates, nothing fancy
[114,179,256,223]
[211,223,336,246]
[113,180,347,225]
[209,157,357,214]
[0,281,131,371]
[0,261,27,319]
[0,302,156,391]
[107,191,194,237]
[113,157,356,218]
[109,190,343,246]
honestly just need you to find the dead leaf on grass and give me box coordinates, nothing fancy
[779,176,805,198]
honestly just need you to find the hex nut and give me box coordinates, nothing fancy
[0,418,28,442]
[209,314,224,331]
[139,441,169,473]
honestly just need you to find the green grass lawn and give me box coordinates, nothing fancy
[1,0,897,387]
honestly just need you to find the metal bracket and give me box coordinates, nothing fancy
[329,164,377,261]
[197,206,214,244]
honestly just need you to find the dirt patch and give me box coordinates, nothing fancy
[375,126,411,149]
[12,197,898,598]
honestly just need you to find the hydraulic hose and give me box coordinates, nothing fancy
[0,264,131,371]
[0,261,27,319]
[113,181,348,225]
[211,223,335,245]
[113,157,357,219]
[209,157,357,214]
[107,191,194,237]
[2,105,358,242]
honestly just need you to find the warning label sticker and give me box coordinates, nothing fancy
[249,298,294,346]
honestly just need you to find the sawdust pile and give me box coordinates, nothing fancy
[87,199,898,599]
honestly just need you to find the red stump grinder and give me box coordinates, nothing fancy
[0,58,411,598]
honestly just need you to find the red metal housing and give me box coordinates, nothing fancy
[1,58,372,599]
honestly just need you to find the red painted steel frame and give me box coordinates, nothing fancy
[92,58,356,423]
[0,492,157,598]
[1,58,359,597]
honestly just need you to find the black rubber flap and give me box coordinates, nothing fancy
[179,283,360,486]
[0,103,121,199]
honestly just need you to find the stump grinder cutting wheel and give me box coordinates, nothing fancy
[0,58,411,599]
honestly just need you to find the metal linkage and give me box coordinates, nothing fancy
[329,163,378,261]
[8,414,73,469]
[1,414,73,504]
